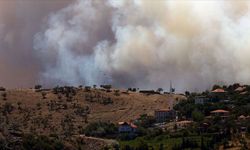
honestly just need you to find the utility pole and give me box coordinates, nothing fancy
[169,80,175,94]
[170,80,172,94]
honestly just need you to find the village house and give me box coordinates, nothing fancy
[155,109,176,123]
[210,109,230,119]
[118,122,137,133]
[210,88,228,102]
[194,96,210,104]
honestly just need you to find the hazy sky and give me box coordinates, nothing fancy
[1,0,250,91]
[0,0,73,88]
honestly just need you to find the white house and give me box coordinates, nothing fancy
[194,96,210,104]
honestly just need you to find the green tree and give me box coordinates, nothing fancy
[185,91,190,96]
[3,102,14,114]
[2,92,7,100]
[84,122,117,138]
[157,88,163,93]
[35,85,42,90]
[191,110,204,122]
[137,139,149,150]
[212,85,221,90]
[159,143,164,150]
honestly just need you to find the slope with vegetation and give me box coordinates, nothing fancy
[119,83,250,150]
[0,85,184,149]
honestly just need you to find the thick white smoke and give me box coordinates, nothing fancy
[34,0,250,91]
[0,0,72,88]
[0,24,4,44]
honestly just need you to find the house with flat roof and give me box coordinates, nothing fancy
[155,109,176,123]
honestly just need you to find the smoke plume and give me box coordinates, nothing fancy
[0,0,72,88]
[1,0,250,91]
[33,0,250,91]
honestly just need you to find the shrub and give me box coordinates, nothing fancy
[191,110,204,122]
[85,86,91,92]
[157,88,163,93]
[137,139,149,150]
[58,95,62,100]
[102,97,113,105]
[42,92,47,99]
[17,101,22,110]
[0,87,6,91]
[122,145,133,150]
[74,106,89,116]
[22,134,64,150]
[137,114,155,128]
[3,102,14,114]
[35,85,42,90]
[36,103,41,110]
[114,90,120,96]
[144,128,163,140]
[128,88,137,92]
[1,92,7,100]
[212,85,221,90]
[84,122,117,138]
[100,85,112,90]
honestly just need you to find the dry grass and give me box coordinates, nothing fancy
[0,88,186,136]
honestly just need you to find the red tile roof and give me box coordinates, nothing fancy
[118,122,137,128]
[155,109,171,112]
[210,109,229,113]
[118,122,127,125]
[212,88,226,93]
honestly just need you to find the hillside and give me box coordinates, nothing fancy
[0,87,185,136]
